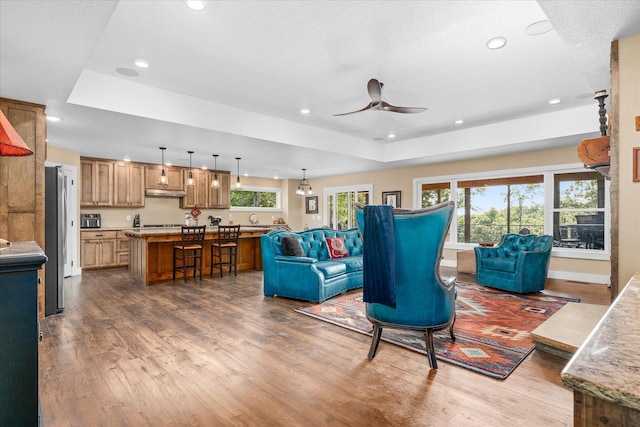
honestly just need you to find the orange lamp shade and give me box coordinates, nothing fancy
[0,110,33,156]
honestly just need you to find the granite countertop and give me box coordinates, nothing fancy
[0,241,47,266]
[124,226,276,237]
[561,272,640,410]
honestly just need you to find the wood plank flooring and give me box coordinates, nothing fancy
[39,268,610,426]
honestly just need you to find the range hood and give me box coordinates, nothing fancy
[145,188,187,198]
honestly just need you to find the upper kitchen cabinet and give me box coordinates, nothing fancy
[113,161,145,207]
[80,159,113,207]
[0,98,46,247]
[180,169,209,209]
[146,164,184,192]
[209,171,231,209]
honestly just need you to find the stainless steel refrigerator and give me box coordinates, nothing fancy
[45,166,66,316]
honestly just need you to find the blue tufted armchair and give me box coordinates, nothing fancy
[474,233,553,293]
[355,201,456,370]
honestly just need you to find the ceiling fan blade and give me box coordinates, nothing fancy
[381,101,428,114]
[367,79,382,104]
[332,102,374,116]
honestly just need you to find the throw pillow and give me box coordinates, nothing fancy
[281,235,305,257]
[325,236,349,259]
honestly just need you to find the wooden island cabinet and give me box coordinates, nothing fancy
[126,226,269,285]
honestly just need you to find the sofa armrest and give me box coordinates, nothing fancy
[274,255,317,264]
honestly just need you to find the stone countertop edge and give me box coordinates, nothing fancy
[123,226,276,236]
[561,272,640,411]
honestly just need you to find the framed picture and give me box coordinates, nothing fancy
[306,196,318,214]
[382,191,401,208]
[634,147,640,182]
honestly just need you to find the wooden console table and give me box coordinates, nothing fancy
[561,272,640,426]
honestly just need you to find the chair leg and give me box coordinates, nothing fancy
[449,313,456,342]
[172,248,176,280]
[232,248,237,276]
[183,249,187,283]
[424,329,438,370]
[368,324,383,359]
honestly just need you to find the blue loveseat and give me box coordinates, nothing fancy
[475,233,553,293]
[260,227,364,302]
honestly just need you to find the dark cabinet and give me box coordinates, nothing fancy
[0,241,47,426]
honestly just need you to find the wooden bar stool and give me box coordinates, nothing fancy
[211,225,241,277]
[173,225,206,282]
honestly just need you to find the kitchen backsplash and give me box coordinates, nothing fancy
[81,196,285,228]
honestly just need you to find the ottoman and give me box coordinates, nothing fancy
[456,250,476,274]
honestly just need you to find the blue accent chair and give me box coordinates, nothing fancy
[475,233,553,293]
[355,201,456,370]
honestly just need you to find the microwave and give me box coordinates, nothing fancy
[80,213,101,229]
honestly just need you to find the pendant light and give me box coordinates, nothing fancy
[186,150,195,186]
[157,147,168,187]
[296,168,313,196]
[235,157,242,189]
[211,154,220,188]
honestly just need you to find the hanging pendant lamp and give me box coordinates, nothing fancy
[157,147,168,187]
[186,150,195,186]
[211,154,220,188]
[235,157,242,189]
[296,168,313,196]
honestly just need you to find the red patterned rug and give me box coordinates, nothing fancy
[294,282,578,379]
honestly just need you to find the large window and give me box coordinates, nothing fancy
[415,165,609,258]
[230,186,281,211]
[324,184,372,230]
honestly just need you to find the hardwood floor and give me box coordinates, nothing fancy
[39,268,610,426]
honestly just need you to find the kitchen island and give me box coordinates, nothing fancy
[125,226,276,285]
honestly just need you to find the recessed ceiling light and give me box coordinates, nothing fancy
[166,162,172,166]
[134,59,149,68]
[115,67,139,77]
[300,108,310,115]
[185,1,206,11]
[387,133,396,139]
[46,116,60,122]
[548,98,562,105]
[525,20,554,36]
[486,36,507,50]
[454,119,464,125]
[243,173,249,177]
[123,157,131,162]
[201,166,208,170]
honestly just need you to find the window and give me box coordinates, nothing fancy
[230,186,281,211]
[553,171,606,250]
[415,164,609,259]
[324,184,372,230]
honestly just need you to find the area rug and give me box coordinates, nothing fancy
[294,282,578,379]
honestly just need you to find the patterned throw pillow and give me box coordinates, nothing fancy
[325,236,349,258]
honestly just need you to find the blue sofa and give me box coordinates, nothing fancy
[260,227,364,302]
[475,233,553,293]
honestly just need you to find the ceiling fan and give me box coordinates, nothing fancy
[333,78,428,116]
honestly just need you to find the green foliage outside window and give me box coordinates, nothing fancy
[231,189,277,208]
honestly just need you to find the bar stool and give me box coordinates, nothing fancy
[173,225,206,282]
[211,225,241,277]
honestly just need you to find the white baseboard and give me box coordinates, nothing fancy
[447,260,610,285]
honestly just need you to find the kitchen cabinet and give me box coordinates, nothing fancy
[180,169,209,209]
[116,230,130,266]
[113,161,145,207]
[0,242,47,426]
[0,97,46,317]
[146,164,184,191]
[80,159,113,206]
[209,171,231,208]
[81,230,117,269]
